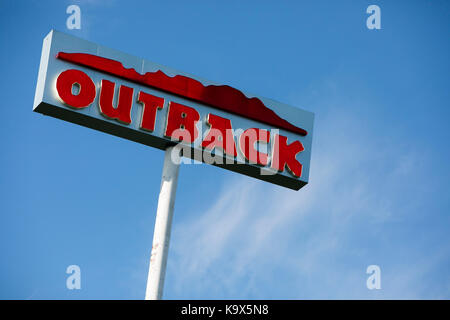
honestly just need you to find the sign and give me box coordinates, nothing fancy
[34,30,314,190]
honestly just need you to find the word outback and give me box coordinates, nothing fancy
[55,68,304,178]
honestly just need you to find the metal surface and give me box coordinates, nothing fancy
[145,147,180,300]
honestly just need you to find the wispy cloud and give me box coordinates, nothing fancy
[164,101,447,299]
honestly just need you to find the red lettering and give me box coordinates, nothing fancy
[56,69,96,109]
[99,79,134,124]
[137,91,164,132]
[164,102,200,143]
[239,128,270,166]
[201,114,237,157]
[271,134,304,178]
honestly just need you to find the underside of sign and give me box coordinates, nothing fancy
[33,30,314,190]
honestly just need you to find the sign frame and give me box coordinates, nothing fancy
[33,30,314,191]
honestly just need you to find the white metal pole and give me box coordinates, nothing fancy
[145,146,180,300]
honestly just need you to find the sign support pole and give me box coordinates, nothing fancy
[145,146,180,300]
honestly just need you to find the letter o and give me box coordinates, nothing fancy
[56,69,96,108]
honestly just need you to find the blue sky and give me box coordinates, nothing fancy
[0,0,449,299]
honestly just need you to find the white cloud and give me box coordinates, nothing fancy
[163,102,446,299]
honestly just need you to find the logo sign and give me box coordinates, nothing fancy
[34,30,314,190]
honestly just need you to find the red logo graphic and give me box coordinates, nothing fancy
[56,52,308,136]
[54,68,305,178]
